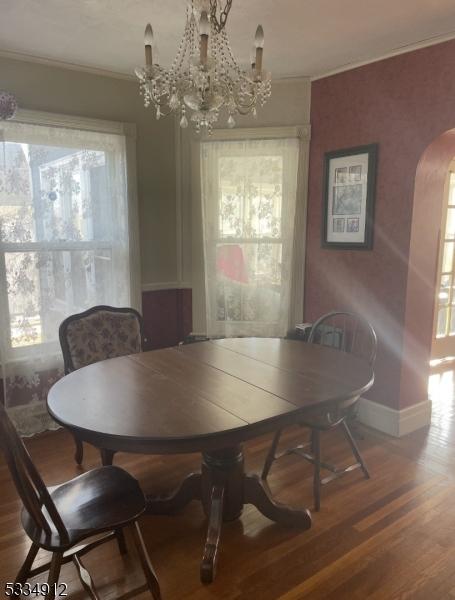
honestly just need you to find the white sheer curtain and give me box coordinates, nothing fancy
[0,119,134,435]
[200,137,300,338]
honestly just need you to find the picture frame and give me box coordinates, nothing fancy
[322,143,378,249]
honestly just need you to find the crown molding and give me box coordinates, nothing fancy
[2,27,455,86]
[310,29,455,81]
[272,76,311,85]
[0,48,136,81]
[0,47,310,84]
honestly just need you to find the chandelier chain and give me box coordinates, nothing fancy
[209,0,233,33]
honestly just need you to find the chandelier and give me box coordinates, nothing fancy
[135,0,271,133]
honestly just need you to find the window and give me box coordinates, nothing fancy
[0,115,138,434]
[200,137,300,337]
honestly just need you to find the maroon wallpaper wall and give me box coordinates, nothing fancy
[142,288,192,350]
[306,39,455,410]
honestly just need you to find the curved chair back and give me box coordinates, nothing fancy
[59,305,145,374]
[0,403,69,544]
[308,311,377,366]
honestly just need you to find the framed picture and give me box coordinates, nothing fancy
[322,144,378,249]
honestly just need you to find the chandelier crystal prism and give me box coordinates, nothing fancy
[135,0,271,133]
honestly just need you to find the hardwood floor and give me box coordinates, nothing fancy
[2,371,455,599]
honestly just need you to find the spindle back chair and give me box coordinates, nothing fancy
[0,403,161,599]
[262,311,377,510]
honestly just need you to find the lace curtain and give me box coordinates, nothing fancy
[0,120,133,435]
[200,137,300,338]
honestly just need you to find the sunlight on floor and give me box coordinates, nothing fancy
[428,368,455,443]
[428,369,454,401]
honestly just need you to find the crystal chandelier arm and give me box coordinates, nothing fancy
[139,85,172,115]
[232,85,258,115]
[153,102,174,116]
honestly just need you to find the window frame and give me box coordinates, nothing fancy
[190,125,310,336]
[0,109,141,358]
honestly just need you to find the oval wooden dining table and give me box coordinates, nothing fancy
[47,337,374,583]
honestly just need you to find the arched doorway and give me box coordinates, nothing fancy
[399,129,455,413]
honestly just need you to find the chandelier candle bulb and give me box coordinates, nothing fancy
[254,25,264,73]
[144,23,153,66]
[250,45,256,69]
[199,10,210,35]
[199,11,210,64]
[254,24,264,48]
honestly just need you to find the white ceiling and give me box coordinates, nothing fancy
[1,0,455,79]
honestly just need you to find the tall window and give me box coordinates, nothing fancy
[0,117,137,434]
[200,137,300,337]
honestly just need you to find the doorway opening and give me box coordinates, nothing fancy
[431,161,455,367]
[429,159,455,432]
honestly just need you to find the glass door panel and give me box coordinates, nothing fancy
[433,168,455,358]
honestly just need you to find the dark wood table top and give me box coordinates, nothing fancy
[47,338,374,454]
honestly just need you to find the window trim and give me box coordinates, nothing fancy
[189,125,311,336]
[1,108,141,311]
[203,125,310,142]
[0,109,141,358]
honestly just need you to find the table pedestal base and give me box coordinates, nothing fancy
[145,446,312,583]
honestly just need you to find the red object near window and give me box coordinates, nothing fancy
[216,245,249,283]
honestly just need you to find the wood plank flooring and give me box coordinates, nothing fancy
[1,369,455,598]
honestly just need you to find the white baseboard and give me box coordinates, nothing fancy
[357,397,432,437]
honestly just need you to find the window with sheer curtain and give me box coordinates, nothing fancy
[0,117,137,435]
[200,137,300,338]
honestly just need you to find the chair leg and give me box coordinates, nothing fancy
[15,542,39,585]
[100,449,115,466]
[73,435,83,465]
[341,420,370,479]
[46,552,63,600]
[312,429,321,512]
[73,554,99,599]
[261,430,282,480]
[310,428,317,454]
[115,528,128,555]
[131,521,161,600]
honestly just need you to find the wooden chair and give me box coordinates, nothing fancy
[261,311,377,511]
[59,305,146,466]
[0,402,161,600]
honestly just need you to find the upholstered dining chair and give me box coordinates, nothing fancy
[0,402,161,600]
[59,305,146,466]
[261,311,377,511]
